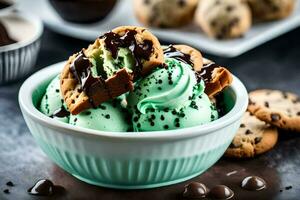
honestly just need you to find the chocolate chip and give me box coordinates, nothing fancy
[249,98,255,105]
[297,112,300,116]
[137,123,141,128]
[210,20,217,27]
[264,102,269,108]
[229,143,242,148]
[241,176,266,191]
[209,185,234,200]
[164,125,169,129]
[150,121,155,126]
[183,182,208,199]
[271,113,281,121]
[245,129,252,135]
[160,115,165,121]
[105,114,110,119]
[240,123,246,128]
[6,181,14,187]
[285,186,292,190]
[178,0,186,7]
[3,189,9,194]
[255,137,262,144]
[282,92,288,99]
[226,5,235,12]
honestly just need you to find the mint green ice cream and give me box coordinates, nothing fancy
[127,58,218,131]
[39,76,130,132]
[69,100,130,132]
[39,75,69,123]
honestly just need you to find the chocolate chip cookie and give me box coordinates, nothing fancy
[133,0,198,28]
[225,111,278,158]
[248,89,300,132]
[60,26,164,115]
[247,0,295,21]
[195,0,252,39]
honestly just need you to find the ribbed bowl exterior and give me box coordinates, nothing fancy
[0,39,41,84]
[22,112,240,189]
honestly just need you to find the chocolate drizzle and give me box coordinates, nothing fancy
[100,30,153,78]
[50,106,70,118]
[70,51,106,107]
[163,45,193,66]
[198,62,219,84]
[0,22,16,47]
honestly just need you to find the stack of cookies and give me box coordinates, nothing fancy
[225,89,300,158]
[133,0,296,39]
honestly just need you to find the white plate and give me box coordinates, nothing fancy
[18,0,300,57]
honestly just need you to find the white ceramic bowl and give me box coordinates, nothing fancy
[0,11,43,84]
[19,62,248,189]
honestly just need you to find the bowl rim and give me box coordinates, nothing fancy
[0,11,43,52]
[19,61,248,141]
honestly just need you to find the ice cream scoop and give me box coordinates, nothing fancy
[39,75,69,123]
[69,100,130,132]
[127,58,218,131]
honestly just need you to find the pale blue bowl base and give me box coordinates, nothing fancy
[73,170,205,189]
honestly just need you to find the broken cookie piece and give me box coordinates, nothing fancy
[61,26,164,115]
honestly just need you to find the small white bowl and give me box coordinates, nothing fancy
[0,11,43,84]
[19,61,248,189]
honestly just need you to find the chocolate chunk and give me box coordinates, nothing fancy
[297,112,300,116]
[183,182,208,199]
[245,129,252,135]
[28,179,54,196]
[50,106,70,118]
[264,102,269,108]
[240,123,246,128]
[271,113,281,122]
[208,185,234,200]
[178,0,186,7]
[285,186,292,190]
[226,5,235,12]
[3,189,9,194]
[255,137,262,144]
[241,176,266,191]
[6,181,14,187]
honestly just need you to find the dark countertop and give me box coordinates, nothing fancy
[0,27,300,200]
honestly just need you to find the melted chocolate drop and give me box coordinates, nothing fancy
[208,185,234,200]
[163,45,193,66]
[183,182,208,199]
[0,22,16,46]
[241,176,266,191]
[50,106,70,118]
[27,179,54,196]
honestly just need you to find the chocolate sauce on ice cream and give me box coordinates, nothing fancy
[163,45,193,66]
[100,30,153,77]
[198,62,219,84]
[0,21,16,46]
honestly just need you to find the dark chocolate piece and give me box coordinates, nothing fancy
[208,185,234,200]
[197,62,219,84]
[241,176,267,191]
[182,182,208,199]
[27,179,54,196]
[6,181,14,187]
[163,45,193,66]
[0,22,16,47]
[50,106,70,118]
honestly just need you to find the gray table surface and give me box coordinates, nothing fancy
[0,27,300,200]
